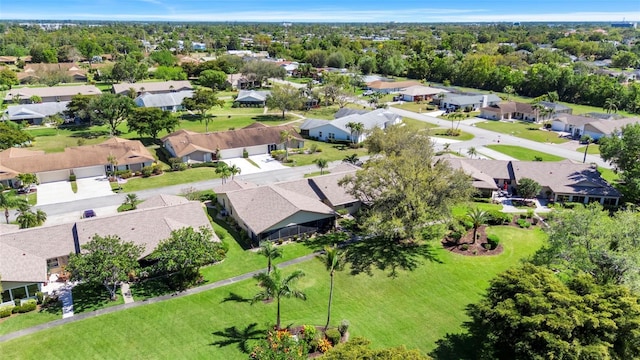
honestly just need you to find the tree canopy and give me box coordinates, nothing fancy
[517,177,542,200]
[266,84,304,118]
[340,124,475,242]
[199,69,228,90]
[182,87,224,132]
[89,94,135,136]
[128,107,179,139]
[0,122,34,150]
[600,123,640,202]
[432,264,640,360]
[67,234,144,300]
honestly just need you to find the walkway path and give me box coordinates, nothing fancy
[0,253,319,343]
[121,283,134,304]
[59,284,74,319]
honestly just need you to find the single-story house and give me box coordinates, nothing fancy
[4,85,102,104]
[400,85,448,102]
[227,73,259,90]
[552,115,640,140]
[0,137,155,186]
[112,80,193,96]
[215,163,359,242]
[365,80,422,94]
[0,56,18,65]
[480,101,537,121]
[537,101,572,116]
[134,90,193,112]
[442,157,620,205]
[440,93,502,111]
[162,124,304,163]
[4,101,70,125]
[235,90,270,107]
[0,195,218,305]
[18,63,88,84]
[299,108,401,143]
[551,114,598,137]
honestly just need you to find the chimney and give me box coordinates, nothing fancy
[482,95,488,108]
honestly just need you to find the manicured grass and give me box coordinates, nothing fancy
[118,168,220,192]
[598,167,620,184]
[0,226,545,358]
[392,102,437,113]
[451,201,504,218]
[485,145,565,161]
[0,306,61,336]
[304,171,330,178]
[207,100,264,115]
[474,120,569,144]
[294,104,365,120]
[430,128,475,141]
[71,282,124,314]
[287,140,368,167]
[576,144,600,155]
[403,118,438,130]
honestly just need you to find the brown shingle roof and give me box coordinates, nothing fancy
[367,80,422,90]
[163,125,302,158]
[213,179,258,194]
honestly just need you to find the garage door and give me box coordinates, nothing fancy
[37,169,70,183]
[73,165,105,179]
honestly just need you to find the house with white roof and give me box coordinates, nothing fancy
[4,101,70,125]
[235,90,271,107]
[134,90,193,112]
[299,108,402,143]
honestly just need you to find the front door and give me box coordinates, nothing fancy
[268,144,277,152]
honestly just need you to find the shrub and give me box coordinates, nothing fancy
[115,170,132,179]
[169,157,183,170]
[309,339,320,352]
[338,320,350,336]
[309,143,318,153]
[487,210,511,225]
[315,147,323,152]
[0,307,13,318]
[526,209,535,219]
[152,164,164,175]
[461,243,470,251]
[325,328,341,346]
[270,150,286,160]
[69,174,76,181]
[35,291,44,304]
[302,325,318,341]
[517,219,531,228]
[141,166,154,177]
[483,243,492,250]
[336,209,348,216]
[242,148,249,158]
[318,338,332,353]
[487,234,500,249]
[13,299,37,313]
[190,162,217,168]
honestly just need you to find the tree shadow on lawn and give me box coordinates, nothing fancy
[221,292,253,304]
[252,115,287,122]
[210,322,266,354]
[429,332,479,360]
[68,129,110,139]
[130,277,174,301]
[345,236,442,277]
[71,282,118,313]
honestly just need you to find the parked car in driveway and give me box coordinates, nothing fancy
[83,209,96,218]
[17,185,37,194]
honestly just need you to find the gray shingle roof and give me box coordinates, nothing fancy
[443,93,501,106]
[300,108,401,134]
[5,101,70,121]
[112,81,193,95]
[236,90,270,102]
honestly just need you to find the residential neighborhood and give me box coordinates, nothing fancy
[1,15,640,360]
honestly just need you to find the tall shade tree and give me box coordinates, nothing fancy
[516,177,541,200]
[340,124,475,242]
[64,94,93,123]
[252,268,306,330]
[258,241,283,275]
[266,85,304,119]
[127,107,179,140]
[466,208,487,244]
[182,87,224,133]
[89,94,135,136]
[0,191,27,224]
[319,245,347,330]
[0,122,34,150]
[600,123,640,202]
[149,226,225,289]
[111,54,148,83]
[199,69,228,90]
[66,234,144,300]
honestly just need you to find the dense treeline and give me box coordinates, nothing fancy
[1,22,639,112]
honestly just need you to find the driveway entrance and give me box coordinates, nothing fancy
[37,176,113,206]
[223,154,286,175]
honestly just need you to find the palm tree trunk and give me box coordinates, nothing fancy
[276,297,281,330]
[472,227,477,244]
[267,258,272,275]
[325,272,334,330]
[4,208,9,224]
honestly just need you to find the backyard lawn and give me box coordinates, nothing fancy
[116,167,221,193]
[391,102,437,113]
[474,121,568,144]
[287,140,369,167]
[0,226,546,359]
[485,145,565,161]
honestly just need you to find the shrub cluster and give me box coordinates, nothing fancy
[12,299,37,313]
[486,210,511,225]
[517,219,531,228]
[190,161,217,168]
[487,234,500,249]
[0,306,13,318]
[325,328,341,346]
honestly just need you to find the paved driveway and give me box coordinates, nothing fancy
[223,155,286,175]
[37,176,113,206]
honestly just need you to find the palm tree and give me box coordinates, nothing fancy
[503,85,515,101]
[581,135,593,163]
[215,163,232,184]
[467,147,478,159]
[252,268,306,330]
[124,193,139,210]
[466,208,488,244]
[603,98,618,114]
[258,241,283,275]
[0,192,26,224]
[443,143,451,152]
[280,130,294,161]
[314,158,328,175]
[16,206,46,229]
[229,164,241,180]
[320,245,347,330]
[343,153,360,165]
[346,122,364,144]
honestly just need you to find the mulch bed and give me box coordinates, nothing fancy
[442,225,504,256]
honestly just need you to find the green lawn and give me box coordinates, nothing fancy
[598,167,620,184]
[474,121,568,144]
[294,104,366,120]
[451,201,504,218]
[207,100,264,115]
[392,103,437,113]
[485,145,565,161]
[403,118,438,131]
[0,226,545,358]
[0,306,61,336]
[576,144,600,155]
[430,128,475,141]
[118,168,221,192]
[287,140,369,167]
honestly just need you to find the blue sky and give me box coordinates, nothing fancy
[2,0,639,22]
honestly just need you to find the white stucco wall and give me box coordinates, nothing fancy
[308,123,350,142]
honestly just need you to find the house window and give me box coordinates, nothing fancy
[328,133,335,140]
[603,198,617,206]
[1,290,11,303]
[11,286,27,301]
[572,196,586,204]
[47,258,59,269]
[319,131,323,138]
[27,284,39,297]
